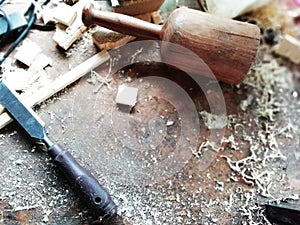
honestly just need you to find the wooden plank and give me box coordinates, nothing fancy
[0,50,110,130]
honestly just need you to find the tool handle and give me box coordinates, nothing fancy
[82,3,162,40]
[48,144,117,218]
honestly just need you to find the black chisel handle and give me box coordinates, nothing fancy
[48,144,117,218]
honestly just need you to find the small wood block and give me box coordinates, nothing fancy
[42,7,56,24]
[92,28,136,50]
[53,4,77,26]
[53,0,91,50]
[151,11,163,25]
[14,40,42,67]
[116,84,138,109]
[53,23,86,50]
[110,0,120,7]
[275,35,300,64]
[113,0,165,16]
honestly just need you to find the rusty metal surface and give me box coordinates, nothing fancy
[0,1,300,225]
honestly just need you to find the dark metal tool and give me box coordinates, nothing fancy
[0,80,117,219]
[265,203,300,225]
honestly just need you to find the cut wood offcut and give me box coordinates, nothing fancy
[52,0,92,50]
[116,84,138,112]
[275,34,300,64]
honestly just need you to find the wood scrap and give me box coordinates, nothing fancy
[53,0,92,50]
[116,84,138,111]
[14,40,42,67]
[92,27,136,50]
[53,23,87,50]
[110,0,120,7]
[274,34,300,64]
[113,0,165,16]
[0,50,110,129]
[151,11,163,25]
[53,4,77,26]
[42,6,57,24]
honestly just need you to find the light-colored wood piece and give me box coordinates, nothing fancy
[53,4,77,26]
[275,34,300,64]
[42,7,56,24]
[110,0,120,7]
[53,0,92,50]
[113,0,165,16]
[151,11,163,25]
[53,23,87,50]
[0,50,110,130]
[14,40,42,67]
[92,27,136,50]
[116,84,138,108]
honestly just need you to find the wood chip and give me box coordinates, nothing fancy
[52,0,91,50]
[53,4,77,26]
[113,0,165,16]
[151,11,163,25]
[92,27,136,50]
[116,84,138,109]
[274,34,300,64]
[14,40,42,67]
[110,0,120,7]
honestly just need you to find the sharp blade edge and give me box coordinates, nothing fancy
[0,81,46,140]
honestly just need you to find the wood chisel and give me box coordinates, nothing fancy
[265,203,300,225]
[82,4,261,85]
[0,80,117,219]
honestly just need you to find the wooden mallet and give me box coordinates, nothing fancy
[82,4,261,84]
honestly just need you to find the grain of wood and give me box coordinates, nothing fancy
[0,50,110,130]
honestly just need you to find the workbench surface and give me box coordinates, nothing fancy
[0,0,299,225]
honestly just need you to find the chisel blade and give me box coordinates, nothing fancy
[0,81,47,141]
[265,203,300,225]
[0,80,117,218]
